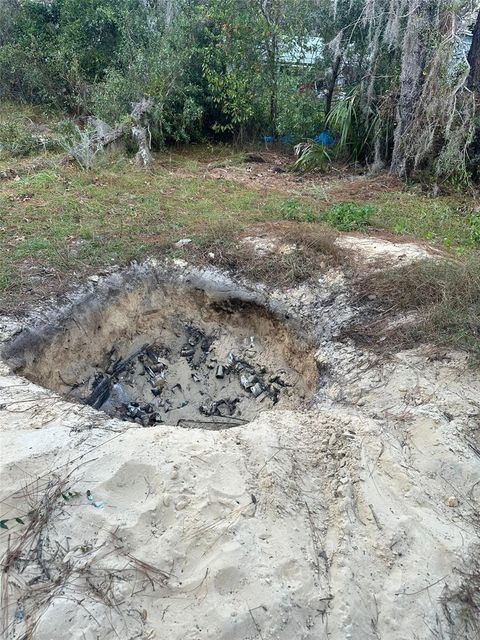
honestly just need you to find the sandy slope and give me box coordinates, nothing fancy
[1,245,479,640]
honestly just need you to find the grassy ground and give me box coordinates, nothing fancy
[1,104,479,353]
[0,155,301,293]
[373,191,479,252]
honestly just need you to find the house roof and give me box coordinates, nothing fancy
[279,37,323,66]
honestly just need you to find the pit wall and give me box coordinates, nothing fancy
[1,261,319,401]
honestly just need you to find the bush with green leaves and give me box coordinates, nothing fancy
[0,0,338,148]
[470,214,480,245]
[276,76,324,141]
[292,141,331,173]
[324,202,374,231]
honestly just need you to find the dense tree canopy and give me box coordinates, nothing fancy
[0,0,478,182]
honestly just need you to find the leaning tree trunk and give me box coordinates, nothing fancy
[390,0,436,177]
[324,54,342,120]
[467,11,480,92]
[66,98,153,168]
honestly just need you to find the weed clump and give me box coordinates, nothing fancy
[0,121,55,158]
[280,199,317,223]
[441,547,480,638]
[469,214,480,246]
[324,202,374,231]
[183,220,341,288]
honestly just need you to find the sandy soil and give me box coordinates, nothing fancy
[335,235,440,266]
[1,250,479,640]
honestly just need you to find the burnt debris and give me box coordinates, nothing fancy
[83,324,293,428]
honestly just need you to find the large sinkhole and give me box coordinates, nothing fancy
[2,265,319,428]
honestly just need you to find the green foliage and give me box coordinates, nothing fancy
[0,0,477,184]
[91,66,203,148]
[0,121,46,157]
[374,192,479,252]
[198,0,268,137]
[0,108,84,160]
[469,214,480,245]
[327,90,361,153]
[326,87,395,164]
[324,202,374,231]
[277,77,324,140]
[0,0,329,145]
[57,0,121,80]
[0,119,63,158]
[280,198,317,222]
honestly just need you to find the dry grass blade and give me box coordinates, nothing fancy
[110,530,172,584]
[1,474,71,637]
[353,256,480,356]
[1,470,175,639]
[440,546,480,639]
[183,220,343,288]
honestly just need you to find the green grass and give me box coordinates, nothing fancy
[2,152,479,285]
[373,192,479,252]
[324,202,374,231]
[0,154,295,299]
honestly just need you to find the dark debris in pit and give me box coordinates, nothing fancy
[82,324,294,428]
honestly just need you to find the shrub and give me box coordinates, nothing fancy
[469,214,480,245]
[0,115,80,159]
[0,120,57,158]
[324,202,374,231]
[91,52,204,148]
[276,77,324,141]
[292,142,331,173]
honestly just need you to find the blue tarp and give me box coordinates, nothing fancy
[313,131,335,146]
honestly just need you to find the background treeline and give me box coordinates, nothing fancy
[0,0,479,183]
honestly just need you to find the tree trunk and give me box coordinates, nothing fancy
[68,117,123,169]
[324,54,342,121]
[390,0,435,177]
[467,11,480,92]
[467,12,480,158]
[66,98,153,168]
[269,33,279,136]
[131,97,154,166]
[258,1,280,137]
[132,125,152,166]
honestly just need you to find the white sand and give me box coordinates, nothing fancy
[335,235,439,265]
[1,257,479,639]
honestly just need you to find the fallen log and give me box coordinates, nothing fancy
[67,98,154,168]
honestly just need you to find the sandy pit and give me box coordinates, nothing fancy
[3,270,317,428]
[1,254,479,640]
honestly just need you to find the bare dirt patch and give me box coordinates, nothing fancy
[198,152,401,201]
